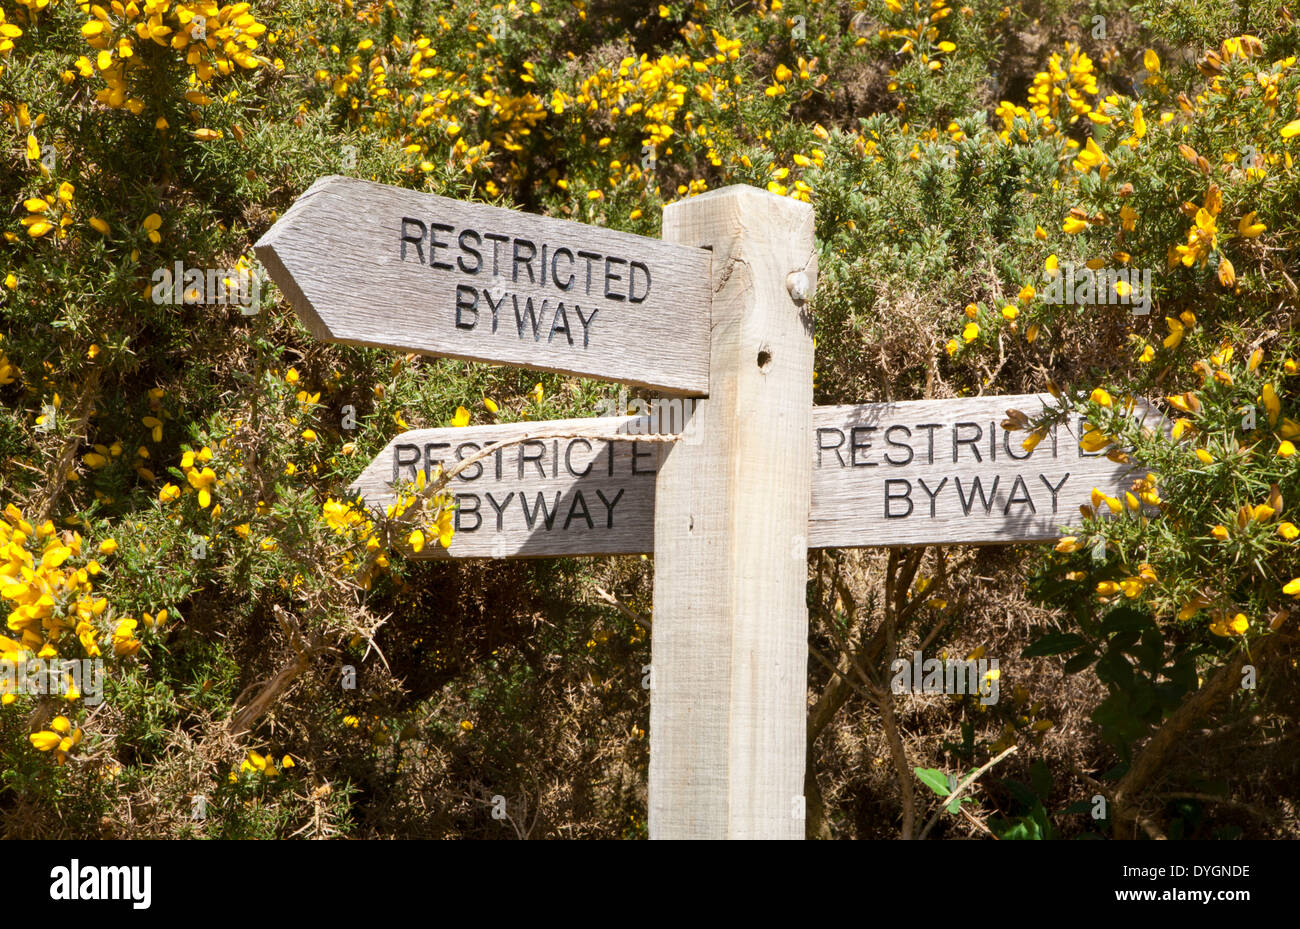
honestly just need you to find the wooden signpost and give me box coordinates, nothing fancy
[808,394,1158,548]
[349,394,1152,556]
[258,176,1152,841]
[349,414,659,559]
[255,175,712,393]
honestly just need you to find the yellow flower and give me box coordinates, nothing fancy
[460,720,474,731]
[962,321,979,343]
[1089,388,1111,407]
[1162,316,1185,349]
[1217,257,1235,288]
[98,538,118,555]
[1211,524,1229,540]
[1195,448,1214,464]
[1238,212,1266,238]
[408,529,425,553]
[450,406,470,427]
[1279,440,1296,458]
[29,731,62,751]
[1079,427,1110,453]
[112,618,140,656]
[1284,578,1300,595]
[159,482,181,503]
[1278,522,1299,540]
[142,213,162,243]
[1261,383,1280,426]
[1281,119,1300,139]
[1001,305,1018,321]
[1120,576,1145,598]
[532,382,544,404]
[187,467,217,507]
[483,397,498,413]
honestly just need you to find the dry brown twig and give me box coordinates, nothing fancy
[592,585,650,628]
[36,368,102,524]
[227,605,339,737]
[917,744,1019,839]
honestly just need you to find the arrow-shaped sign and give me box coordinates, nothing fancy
[254,176,713,394]
[347,393,1157,557]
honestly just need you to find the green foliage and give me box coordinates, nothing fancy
[0,0,1296,837]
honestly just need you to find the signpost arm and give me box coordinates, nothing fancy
[649,186,817,839]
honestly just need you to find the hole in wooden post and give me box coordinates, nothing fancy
[757,349,773,371]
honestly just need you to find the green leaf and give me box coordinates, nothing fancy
[913,766,951,796]
[1063,652,1097,674]
[1101,607,1150,635]
[1023,631,1089,657]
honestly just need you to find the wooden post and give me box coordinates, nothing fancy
[649,186,817,839]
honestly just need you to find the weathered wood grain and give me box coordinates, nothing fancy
[255,175,712,393]
[650,186,817,840]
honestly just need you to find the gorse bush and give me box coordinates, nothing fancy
[0,0,1296,838]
